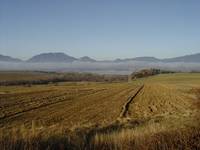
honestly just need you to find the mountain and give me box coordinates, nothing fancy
[115,57,160,62]
[79,56,96,62]
[132,57,160,62]
[27,52,77,63]
[0,54,22,62]
[1,52,200,63]
[163,53,200,63]
[114,53,200,63]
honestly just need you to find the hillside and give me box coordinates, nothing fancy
[27,52,77,63]
[115,57,160,62]
[79,56,96,62]
[115,53,200,63]
[0,54,22,62]
[163,53,200,62]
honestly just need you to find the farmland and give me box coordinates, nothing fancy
[0,82,139,129]
[0,72,200,149]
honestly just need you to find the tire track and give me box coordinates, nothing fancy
[119,85,144,118]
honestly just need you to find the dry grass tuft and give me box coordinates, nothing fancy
[92,124,200,150]
[0,121,199,150]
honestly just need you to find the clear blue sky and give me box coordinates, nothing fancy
[0,0,200,60]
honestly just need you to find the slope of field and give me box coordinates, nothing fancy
[0,82,139,129]
[92,73,200,150]
[128,82,195,116]
[0,73,200,150]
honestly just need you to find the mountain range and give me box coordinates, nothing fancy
[27,53,77,63]
[0,54,22,62]
[0,52,200,63]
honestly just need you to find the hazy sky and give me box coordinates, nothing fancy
[0,0,200,60]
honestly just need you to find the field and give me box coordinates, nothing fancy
[0,72,200,150]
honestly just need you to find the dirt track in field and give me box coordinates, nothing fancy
[119,85,144,118]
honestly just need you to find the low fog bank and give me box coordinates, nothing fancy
[0,61,200,75]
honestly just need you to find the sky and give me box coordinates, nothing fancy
[0,0,200,60]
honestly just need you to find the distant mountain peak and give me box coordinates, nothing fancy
[163,53,200,62]
[79,56,96,62]
[27,52,77,63]
[132,56,160,62]
[0,54,22,62]
[114,56,160,62]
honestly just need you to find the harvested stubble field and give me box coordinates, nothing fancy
[0,72,200,150]
[0,82,139,128]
